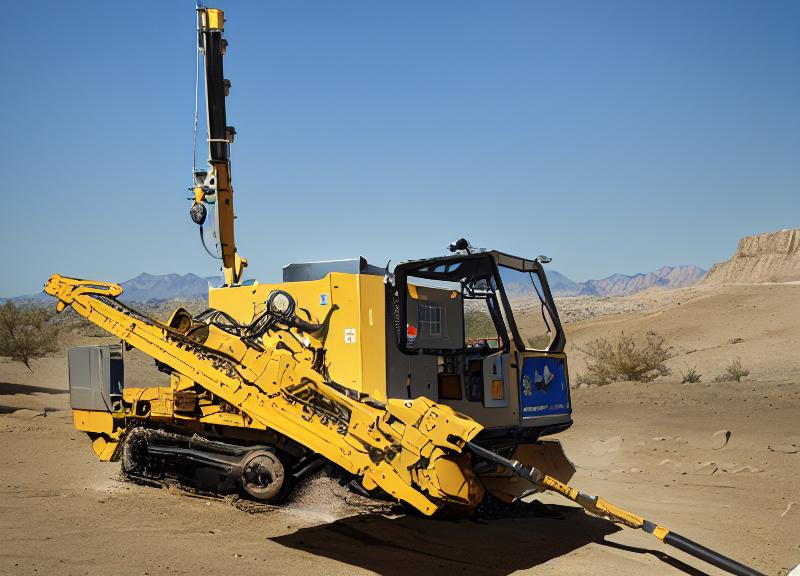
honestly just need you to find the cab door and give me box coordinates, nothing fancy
[517,351,571,422]
[493,256,572,428]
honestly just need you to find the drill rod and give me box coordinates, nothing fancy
[467,442,764,576]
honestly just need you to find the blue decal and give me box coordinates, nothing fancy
[320,294,328,306]
[519,357,571,418]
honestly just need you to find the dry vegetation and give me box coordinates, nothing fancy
[575,330,673,386]
[0,301,59,369]
[0,297,208,367]
[679,365,702,383]
[714,357,750,383]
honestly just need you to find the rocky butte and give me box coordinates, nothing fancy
[702,228,800,285]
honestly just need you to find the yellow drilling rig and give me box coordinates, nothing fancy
[45,7,764,575]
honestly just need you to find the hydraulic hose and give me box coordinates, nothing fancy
[660,531,764,576]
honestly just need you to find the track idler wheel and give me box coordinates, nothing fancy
[121,428,157,478]
[239,450,287,502]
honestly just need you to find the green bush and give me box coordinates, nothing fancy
[576,330,673,385]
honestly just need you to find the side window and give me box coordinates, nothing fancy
[464,297,501,351]
[405,282,462,350]
[419,303,444,337]
[498,266,556,351]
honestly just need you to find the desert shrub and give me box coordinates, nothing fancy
[0,302,59,370]
[714,357,749,383]
[680,366,702,383]
[463,303,498,341]
[576,330,673,385]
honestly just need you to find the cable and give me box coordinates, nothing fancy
[193,5,223,263]
[199,225,222,259]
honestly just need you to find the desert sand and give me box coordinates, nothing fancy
[1,282,798,575]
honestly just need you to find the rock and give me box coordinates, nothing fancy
[590,435,624,456]
[694,462,718,475]
[716,463,763,474]
[710,429,731,450]
[768,444,798,454]
[9,409,46,419]
[780,501,795,518]
[578,383,589,390]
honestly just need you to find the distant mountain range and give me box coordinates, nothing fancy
[5,272,220,305]
[548,265,707,297]
[118,272,220,302]
[17,228,800,304]
[5,266,707,304]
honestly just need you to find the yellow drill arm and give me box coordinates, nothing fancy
[45,274,484,515]
[192,8,247,286]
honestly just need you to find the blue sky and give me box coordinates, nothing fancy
[1,1,798,297]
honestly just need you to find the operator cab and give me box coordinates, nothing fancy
[388,247,572,445]
[211,245,572,446]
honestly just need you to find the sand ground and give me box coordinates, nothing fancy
[1,284,798,575]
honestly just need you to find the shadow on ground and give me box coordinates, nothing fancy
[0,405,61,414]
[0,382,66,395]
[601,541,710,576]
[272,505,622,576]
[272,504,712,576]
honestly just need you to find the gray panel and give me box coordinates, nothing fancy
[385,342,439,401]
[68,345,124,412]
[283,258,384,282]
[483,354,510,408]
[406,286,463,350]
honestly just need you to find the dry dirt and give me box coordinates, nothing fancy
[1,283,798,575]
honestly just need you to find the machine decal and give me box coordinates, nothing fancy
[522,374,533,397]
[535,364,555,392]
[519,357,570,418]
[320,293,328,306]
[344,328,357,344]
